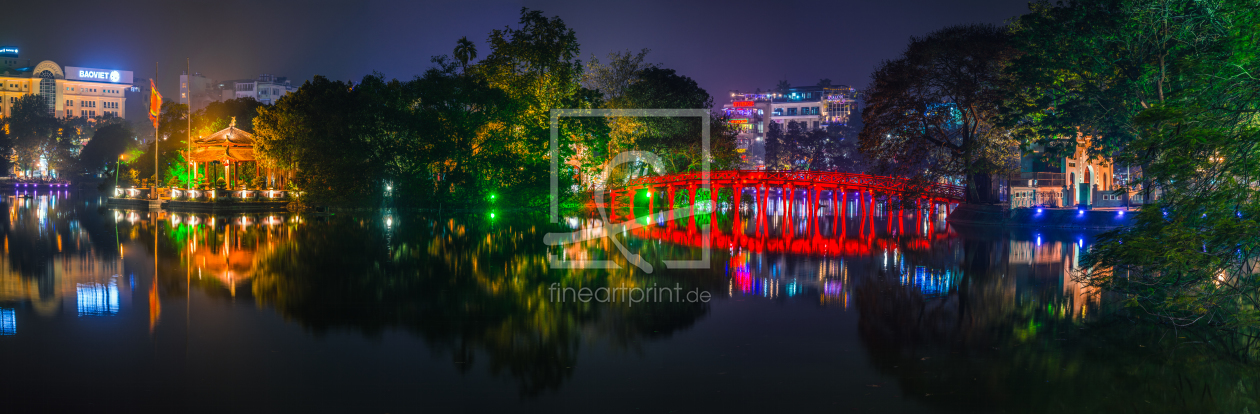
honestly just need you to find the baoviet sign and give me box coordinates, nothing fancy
[65,66,134,84]
[732,101,755,108]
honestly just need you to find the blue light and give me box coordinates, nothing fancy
[1118,210,1124,217]
[0,308,14,335]
[76,281,120,316]
[1036,208,1043,214]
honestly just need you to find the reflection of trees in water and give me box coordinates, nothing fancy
[856,230,1260,413]
[245,214,715,396]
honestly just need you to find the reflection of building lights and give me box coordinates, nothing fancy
[77,280,120,316]
[0,308,14,335]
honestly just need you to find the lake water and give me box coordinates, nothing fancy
[1,190,1256,413]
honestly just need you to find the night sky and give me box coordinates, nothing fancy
[6,0,1029,106]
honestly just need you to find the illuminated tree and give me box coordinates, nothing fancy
[860,24,1018,203]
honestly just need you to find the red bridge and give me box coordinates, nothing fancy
[604,170,964,223]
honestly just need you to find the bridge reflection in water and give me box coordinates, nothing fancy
[11,191,1251,413]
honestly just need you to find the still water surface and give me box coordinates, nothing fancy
[1,190,1256,413]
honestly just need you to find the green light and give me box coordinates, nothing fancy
[490,194,496,200]
[490,212,496,219]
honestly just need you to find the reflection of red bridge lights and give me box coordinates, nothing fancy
[630,223,950,257]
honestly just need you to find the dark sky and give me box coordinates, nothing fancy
[6,0,1029,105]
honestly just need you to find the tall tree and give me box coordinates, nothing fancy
[775,79,791,95]
[477,8,598,205]
[77,123,135,175]
[453,36,478,70]
[1009,0,1259,330]
[254,75,415,206]
[860,24,1018,203]
[582,49,654,102]
[6,94,59,177]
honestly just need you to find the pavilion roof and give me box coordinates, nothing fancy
[189,146,256,163]
[193,125,255,147]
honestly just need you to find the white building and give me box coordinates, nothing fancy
[226,74,297,105]
[721,84,858,169]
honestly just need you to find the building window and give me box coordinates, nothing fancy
[787,108,797,116]
[38,70,57,115]
[66,100,74,107]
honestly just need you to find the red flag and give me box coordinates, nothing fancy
[149,79,162,129]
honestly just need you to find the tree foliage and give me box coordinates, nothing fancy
[860,24,1019,202]
[252,9,733,208]
[1005,0,1260,331]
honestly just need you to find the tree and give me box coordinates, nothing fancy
[1008,0,1260,331]
[131,102,191,183]
[764,121,843,171]
[453,36,478,71]
[411,58,519,205]
[195,98,266,136]
[860,24,1018,203]
[476,8,598,205]
[775,79,791,95]
[6,94,59,177]
[255,75,414,207]
[78,123,135,175]
[583,49,654,102]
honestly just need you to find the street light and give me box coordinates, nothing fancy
[115,154,127,197]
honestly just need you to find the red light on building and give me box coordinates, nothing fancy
[732,101,755,108]
[729,118,749,124]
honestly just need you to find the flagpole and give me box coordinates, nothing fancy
[187,58,191,191]
[154,61,160,199]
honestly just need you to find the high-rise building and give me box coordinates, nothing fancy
[0,46,134,119]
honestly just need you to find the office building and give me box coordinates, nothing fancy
[0,46,133,119]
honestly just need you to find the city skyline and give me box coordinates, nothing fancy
[4,0,1030,106]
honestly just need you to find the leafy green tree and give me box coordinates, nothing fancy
[474,8,598,205]
[76,123,135,175]
[255,74,415,207]
[195,98,265,136]
[410,58,518,205]
[6,94,59,177]
[860,24,1018,203]
[1039,0,1260,330]
[130,101,191,184]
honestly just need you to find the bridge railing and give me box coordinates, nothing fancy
[616,170,966,201]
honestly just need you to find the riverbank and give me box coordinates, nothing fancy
[948,204,1133,229]
[106,197,291,212]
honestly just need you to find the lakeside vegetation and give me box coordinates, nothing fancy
[862,0,1260,336]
